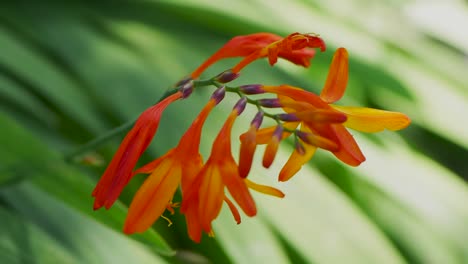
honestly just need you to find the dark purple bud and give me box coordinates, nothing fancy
[214,70,240,83]
[211,86,226,104]
[180,80,194,98]
[174,76,192,88]
[258,98,282,108]
[234,97,248,115]
[239,84,265,95]
[251,111,264,129]
[277,113,300,122]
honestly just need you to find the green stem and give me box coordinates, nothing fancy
[64,88,177,162]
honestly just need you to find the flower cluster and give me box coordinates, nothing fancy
[92,32,410,242]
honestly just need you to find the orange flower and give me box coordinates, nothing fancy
[241,48,410,181]
[191,32,325,78]
[231,32,326,73]
[92,91,182,210]
[181,99,284,241]
[123,90,223,235]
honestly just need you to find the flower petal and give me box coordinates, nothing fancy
[320,47,348,103]
[238,125,257,178]
[279,125,318,182]
[332,105,411,132]
[198,165,225,233]
[221,158,257,217]
[245,179,285,198]
[123,158,181,234]
[191,33,282,78]
[92,91,181,210]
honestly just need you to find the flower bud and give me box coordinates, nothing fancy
[277,113,301,122]
[214,70,240,83]
[239,84,265,95]
[233,97,247,115]
[251,111,264,129]
[211,86,226,104]
[180,80,194,98]
[258,98,282,108]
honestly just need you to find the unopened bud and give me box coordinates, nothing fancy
[211,86,226,104]
[251,111,264,129]
[214,70,240,83]
[277,113,300,122]
[179,80,194,98]
[239,84,265,95]
[258,98,282,108]
[233,97,247,115]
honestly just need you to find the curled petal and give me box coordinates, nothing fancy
[320,47,349,103]
[184,197,202,243]
[92,91,182,210]
[332,105,411,133]
[330,124,366,166]
[245,179,285,198]
[123,158,181,234]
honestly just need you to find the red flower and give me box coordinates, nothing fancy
[92,91,182,210]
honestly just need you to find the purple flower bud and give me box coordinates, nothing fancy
[251,111,264,129]
[234,97,248,115]
[277,113,300,122]
[258,98,282,108]
[211,86,226,104]
[239,84,265,94]
[174,76,192,88]
[180,80,194,98]
[214,70,240,83]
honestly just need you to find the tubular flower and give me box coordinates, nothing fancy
[93,32,410,244]
[191,32,325,78]
[92,91,182,210]
[181,99,284,241]
[123,88,225,235]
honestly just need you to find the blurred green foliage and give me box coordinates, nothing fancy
[1,1,467,263]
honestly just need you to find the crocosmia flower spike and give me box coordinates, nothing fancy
[92,32,410,243]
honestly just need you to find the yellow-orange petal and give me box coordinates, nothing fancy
[332,105,411,133]
[245,179,285,198]
[123,158,181,234]
[320,47,348,103]
[279,143,317,182]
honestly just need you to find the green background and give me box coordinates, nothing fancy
[1,1,467,263]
